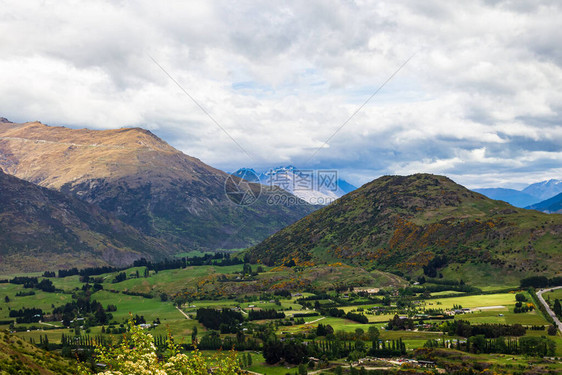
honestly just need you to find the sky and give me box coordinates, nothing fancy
[1,0,561,189]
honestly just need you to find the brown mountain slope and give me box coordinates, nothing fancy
[0,168,170,273]
[0,119,213,189]
[247,174,562,282]
[0,119,316,252]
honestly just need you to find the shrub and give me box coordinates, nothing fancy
[80,317,240,374]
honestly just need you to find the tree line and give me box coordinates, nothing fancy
[520,276,562,288]
[443,320,526,338]
[42,252,244,280]
[425,335,556,357]
[319,307,369,324]
[8,277,56,292]
[195,308,244,334]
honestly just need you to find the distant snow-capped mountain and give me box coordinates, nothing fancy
[473,178,562,208]
[522,179,562,201]
[232,166,357,205]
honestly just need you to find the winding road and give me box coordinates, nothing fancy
[536,286,562,335]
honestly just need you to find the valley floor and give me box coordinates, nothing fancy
[1,261,561,374]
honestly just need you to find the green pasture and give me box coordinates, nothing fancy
[440,262,521,289]
[0,283,73,323]
[544,288,562,301]
[104,264,245,295]
[422,293,517,309]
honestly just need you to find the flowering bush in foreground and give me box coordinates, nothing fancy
[81,318,240,375]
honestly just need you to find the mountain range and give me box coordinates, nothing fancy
[473,179,562,208]
[0,119,317,272]
[523,179,562,201]
[527,192,562,214]
[233,166,357,205]
[247,174,562,282]
[1,117,560,278]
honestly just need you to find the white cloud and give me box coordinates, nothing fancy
[0,0,561,189]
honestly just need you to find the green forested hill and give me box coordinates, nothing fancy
[247,174,562,282]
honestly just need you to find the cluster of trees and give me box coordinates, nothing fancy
[368,338,406,357]
[262,334,404,365]
[346,312,369,324]
[195,331,261,351]
[386,315,414,331]
[43,253,245,282]
[131,314,146,325]
[273,290,292,298]
[520,276,562,288]
[195,308,244,333]
[239,352,253,368]
[320,307,368,323]
[80,275,105,283]
[426,335,555,357]
[316,323,334,336]
[263,339,309,364]
[133,253,244,272]
[52,293,114,326]
[134,258,185,271]
[316,326,380,342]
[9,307,43,323]
[443,320,526,338]
[513,292,533,313]
[112,272,127,283]
[297,292,385,310]
[60,333,110,351]
[262,325,384,365]
[55,265,121,278]
[248,309,285,320]
[9,277,55,292]
[514,301,534,313]
[423,255,447,277]
[101,325,127,335]
[293,312,319,318]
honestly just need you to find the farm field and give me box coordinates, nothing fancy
[423,293,518,309]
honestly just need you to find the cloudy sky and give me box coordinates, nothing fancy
[1,0,561,188]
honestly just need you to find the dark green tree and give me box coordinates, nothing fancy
[192,326,198,344]
[367,325,379,341]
